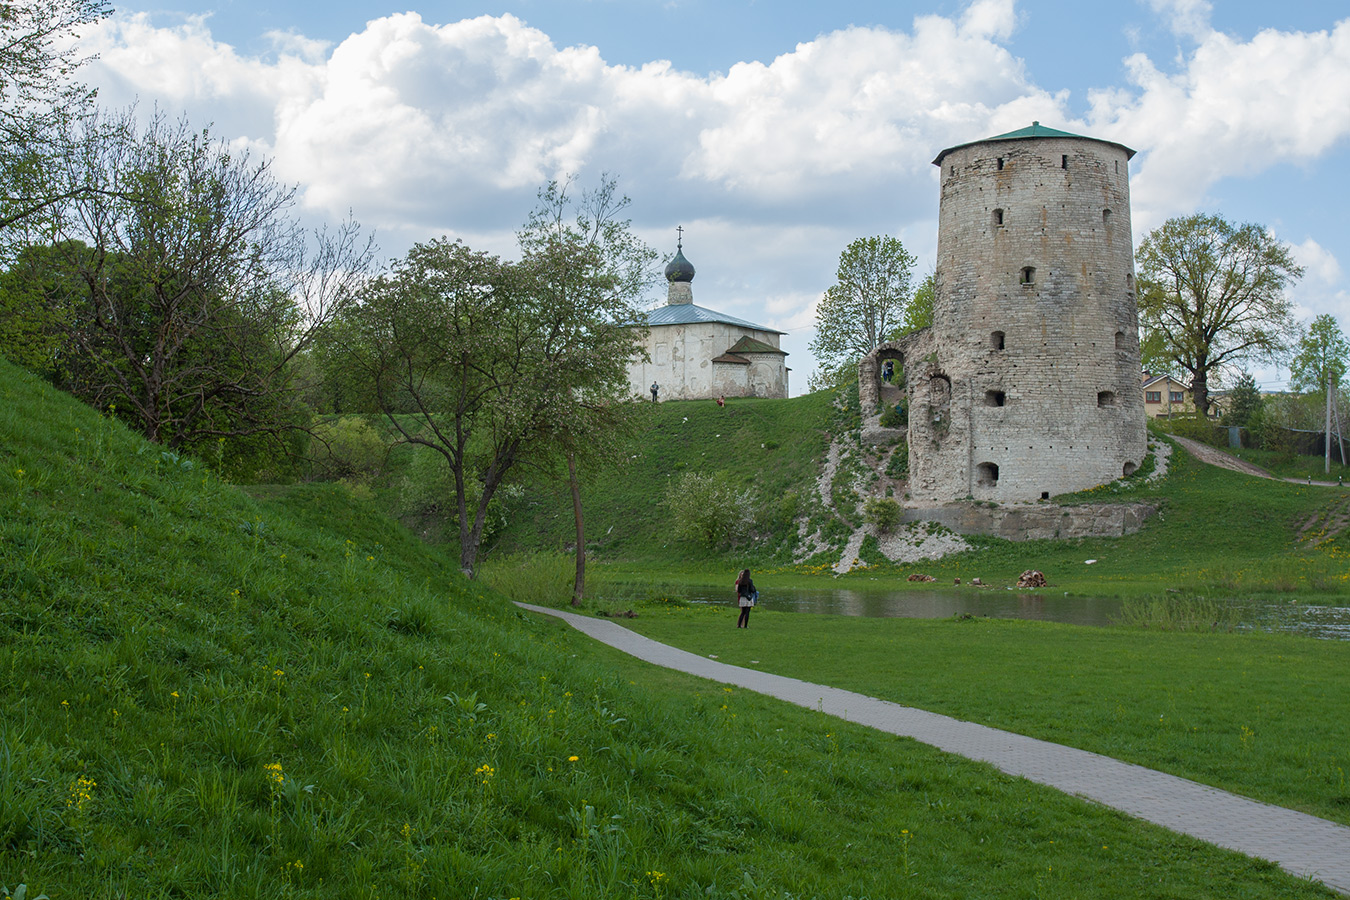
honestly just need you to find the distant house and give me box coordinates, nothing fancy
[627,239,788,401]
[1142,372,1222,418]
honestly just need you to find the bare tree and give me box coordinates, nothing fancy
[38,109,373,466]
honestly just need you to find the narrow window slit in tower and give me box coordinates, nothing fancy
[997,157,1005,170]
[1103,208,1111,224]
[1115,331,1125,349]
[1061,155,1068,169]
[1126,273,1134,290]
[1097,391,1116,408]
[1041,491,1050,500]
[1020,266,1035,285]
[992,208,1004,226]
[991,330,1005,350]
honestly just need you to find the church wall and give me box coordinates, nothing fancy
[627,323,787,401]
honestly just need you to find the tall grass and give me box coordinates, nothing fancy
[1114,594,1244,631]
[479,550,573,606]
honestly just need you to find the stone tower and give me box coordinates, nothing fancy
[903,122,1146,503]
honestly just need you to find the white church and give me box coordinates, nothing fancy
[627,237,789,401]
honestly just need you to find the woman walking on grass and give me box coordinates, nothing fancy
[735,568,757,628]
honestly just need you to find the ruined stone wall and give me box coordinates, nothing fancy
[910,135,1146,502]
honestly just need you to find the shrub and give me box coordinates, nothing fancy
[1158,413,1224,447]
[308,416,386,481]
[886,441,909,478]
[863,497,902,533]
[879,403,907,428]
[664,471,755,548]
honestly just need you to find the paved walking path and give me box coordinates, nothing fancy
[518,602,1350,895]
[1173,435,1344,486]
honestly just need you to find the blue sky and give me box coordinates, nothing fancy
[81,0,1350,393]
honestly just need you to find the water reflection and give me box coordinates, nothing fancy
[662,585,1350,640]
[678,585,1125,627]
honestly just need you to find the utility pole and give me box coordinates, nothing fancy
[1327,369,1334,475]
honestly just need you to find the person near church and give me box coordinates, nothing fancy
[734,568,757,628]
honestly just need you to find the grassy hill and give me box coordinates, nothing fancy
[489,388,1349,603]
[3,359,1340,898]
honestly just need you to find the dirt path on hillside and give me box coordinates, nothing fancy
[1171,436,1343,486]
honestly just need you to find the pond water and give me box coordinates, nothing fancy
[660,585,1350,640]
[680,585,1124,627]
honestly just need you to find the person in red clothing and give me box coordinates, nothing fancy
[734,568,757,628]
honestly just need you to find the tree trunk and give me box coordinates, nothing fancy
[568,451,585,606]
[1191,368,1210,418]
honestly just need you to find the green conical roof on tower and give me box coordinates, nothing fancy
[932,121,1135,166]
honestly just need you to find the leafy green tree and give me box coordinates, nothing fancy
[1288,314,1349,395]
[340,177,653,578]
[26,109,372,472]
[809,235,917,373]
[0,0,109,240]
[1136,213,1303,416]
[891,271,934,339]
[1220,372,1263,428]
[0,240,86,377]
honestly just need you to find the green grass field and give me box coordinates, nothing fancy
[615,604,1350,827]
[3,362,1343,898]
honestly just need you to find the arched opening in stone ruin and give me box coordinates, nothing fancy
[991,330,1005,350]
[1115,330,1125,349]
[1098,391,1116,407]
[984,390,1006,407]
[977,462,999,486]
[992,208,1004,226]
[1020,266,1036,285]
[1123,461,1138,477]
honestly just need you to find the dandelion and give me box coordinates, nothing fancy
[568,755,579,762]
[67,775,96,813]
[171,691,179,700]
[475,764,495,784]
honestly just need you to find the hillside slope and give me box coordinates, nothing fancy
[0,360,1339,898]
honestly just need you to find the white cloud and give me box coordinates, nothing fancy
[1146,0,1214,41]
[73,1,1350,392]
[1091,19,1350,233]
[1292,237,1344,286]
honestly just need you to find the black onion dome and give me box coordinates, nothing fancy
[664,248,695,283]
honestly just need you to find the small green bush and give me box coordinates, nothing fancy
[309,415,386,480]
[1158,414,1224,447]
[886,442,909,478]
[879,404,907,428]
[664,471,755,548]
[863,497,901,533]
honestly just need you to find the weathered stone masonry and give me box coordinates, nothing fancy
[875,124,1147,504]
